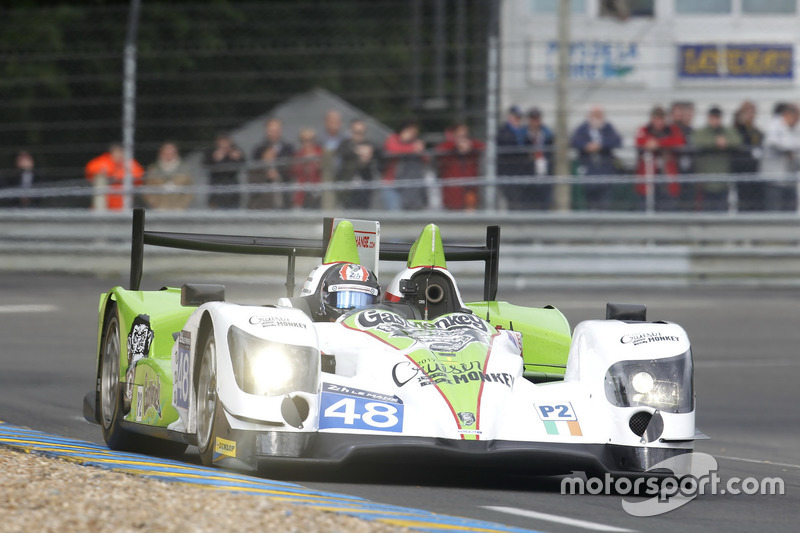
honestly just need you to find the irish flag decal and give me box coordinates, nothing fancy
[535,402,583,436]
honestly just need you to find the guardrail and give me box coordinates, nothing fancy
[2,209,799,288]
[3,169,800,215]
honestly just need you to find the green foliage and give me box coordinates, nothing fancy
[0,1,488,178]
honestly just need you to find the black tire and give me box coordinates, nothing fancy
[196,328,219,467]
[99,302,138,450]
[99,302,187,456]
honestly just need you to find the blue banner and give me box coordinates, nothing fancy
[679,44,793,79]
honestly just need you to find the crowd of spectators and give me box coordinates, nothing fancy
[3,100,800,212]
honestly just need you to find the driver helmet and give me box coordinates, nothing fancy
[319,263,380,321]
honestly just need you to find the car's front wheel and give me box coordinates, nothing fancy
[196,328,219,466]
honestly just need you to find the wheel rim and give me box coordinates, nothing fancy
[100,316,120,429]
[196,337,217,451]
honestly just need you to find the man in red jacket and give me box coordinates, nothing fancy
[85,143,144,211]
[292,128,324,209]
[635,106,685,211]
[435,123,485,210]
[382,119,428,210]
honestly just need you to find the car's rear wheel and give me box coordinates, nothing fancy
[196,328,219,466]
[99,302,187,456]
[99,303,137,450]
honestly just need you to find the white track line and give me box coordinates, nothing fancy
[716,455,800,470]
[482,506,636,532]
[0,304,58,314]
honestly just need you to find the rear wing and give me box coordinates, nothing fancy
[129,208,500,301]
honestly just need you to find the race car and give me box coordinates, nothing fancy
[84,209,703,475]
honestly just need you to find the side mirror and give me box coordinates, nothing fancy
[181,284,225,307]
[606,302,647,322]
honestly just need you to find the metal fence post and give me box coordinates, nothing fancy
[728,179,738,215]
[484,0,500,212]
[122,0,141,212]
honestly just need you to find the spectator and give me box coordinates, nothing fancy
[292,128,323,209]
[204,133,244,209]
[693,107,741,211]
[671,101,695,209]
[335,118,380,209]
[762,103,800,212]
[670,101,695,146]
[1,150,39,208]
[732,101,765,211]
[382,119,427,211]
[320,110,345,210]
[497,105,528,210]
[85,143,144,211]
[772,102,789,118]
[570,105,623,210]
[523,107,555,210]
[635,106,686,211]
[251,118,294,209]
[249,144,282,210]
[142,142,194,210]
[435,123,484,210]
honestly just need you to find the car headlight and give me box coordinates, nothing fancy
[228,325,319,396]
[604,351,694,413]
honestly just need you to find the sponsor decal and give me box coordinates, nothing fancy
[620,332,681,346]
[458,429,482,436]
[391,360,515,389]
[355,234,375,249]
[356,310,491,355]
[434,313,490,333]
[339,263,370,282]
[127,314,154,364]
[357,309,411,330]
[458,411,476,426]
[214,437,237,460]
[136,386,144,422]
[535,402,577,421]
[141,370,162,420]
[125,314,154,406]
[404,328,486,353]
[173,331,191,410]
[319,392,404,433]
[535,402,582,436]
[249,315,308,329]
[322,383,401,404]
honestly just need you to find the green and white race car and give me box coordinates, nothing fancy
[84,209,702,474]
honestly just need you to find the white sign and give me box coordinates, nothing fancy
[332,218,380,277]
[530,41,642,84]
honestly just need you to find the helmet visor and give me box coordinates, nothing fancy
[335,290,375,309]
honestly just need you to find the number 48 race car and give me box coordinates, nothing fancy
[84,209,704,475]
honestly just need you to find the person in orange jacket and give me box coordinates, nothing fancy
[85,143,144,210]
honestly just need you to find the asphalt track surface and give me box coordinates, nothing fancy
[1,272,797,533]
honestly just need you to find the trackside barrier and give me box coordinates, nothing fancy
[1,210,800,288]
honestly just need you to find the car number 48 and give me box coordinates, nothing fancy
[319,393,403,432]
[325,398,398,428]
